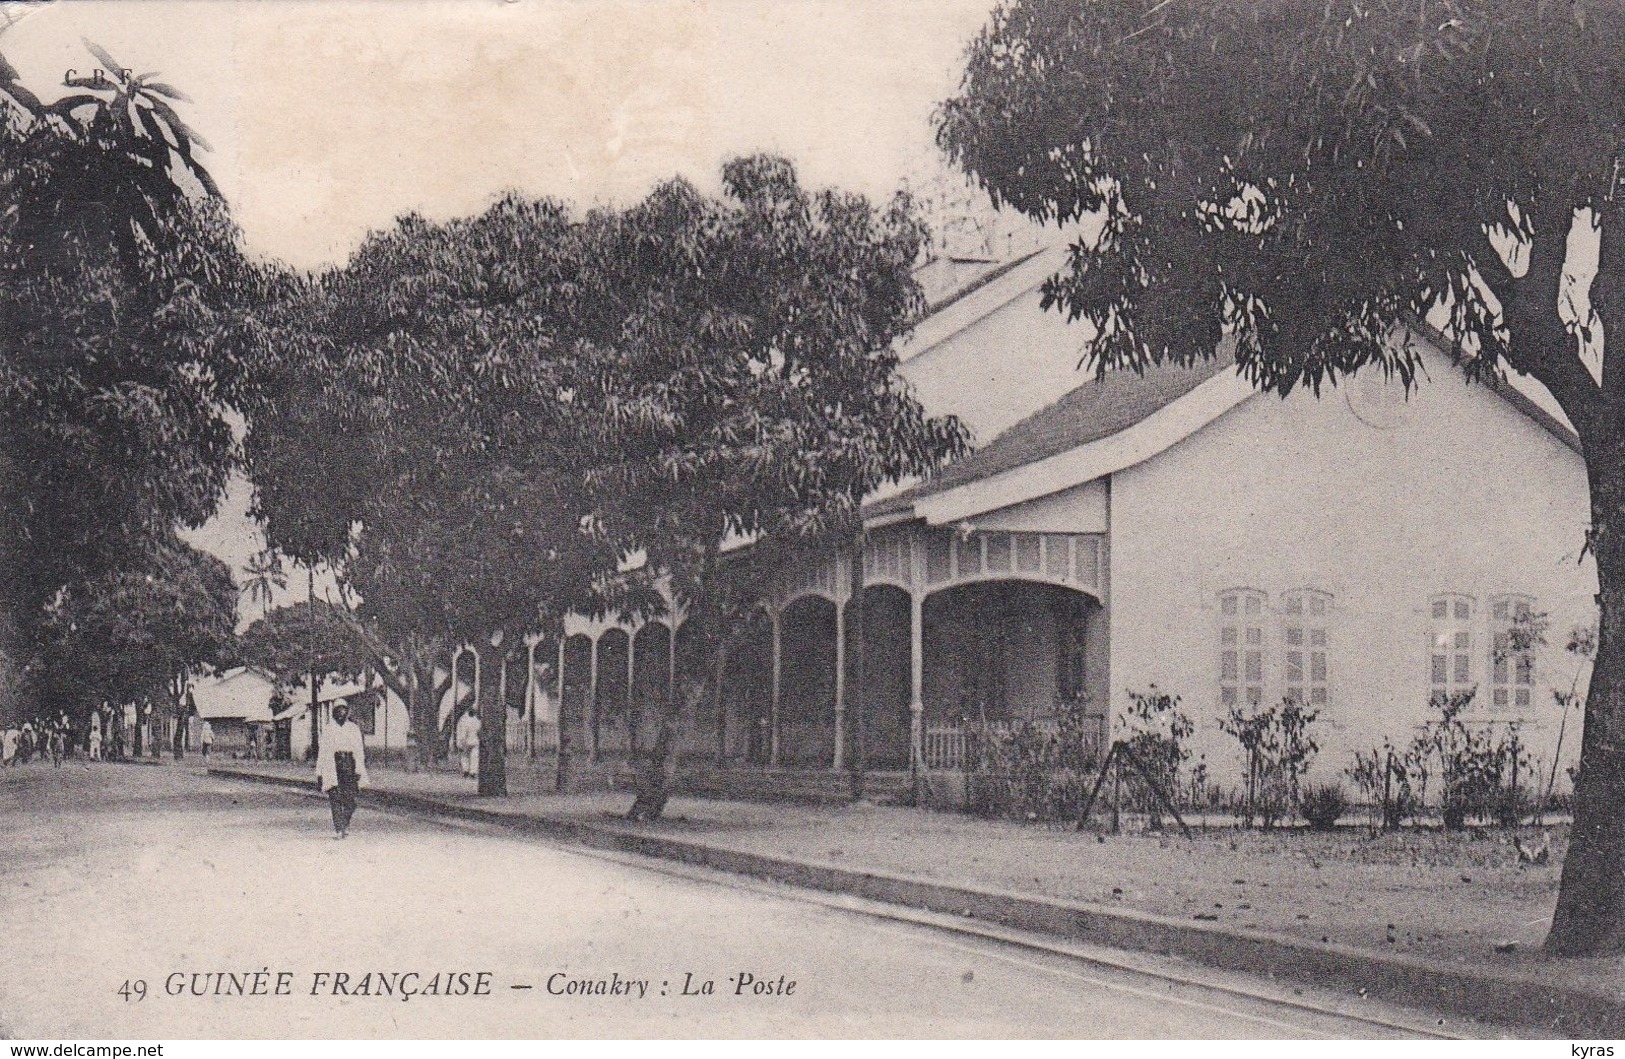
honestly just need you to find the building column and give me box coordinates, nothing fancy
[627,629,638,753]
[770,610,782,767]
[833,594,847,772]
[910,591,925,771]
[555,636,567,757]
[497,649,507,753]
[525,640,537,757]
[587,634,599,763]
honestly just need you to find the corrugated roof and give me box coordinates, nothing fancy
[870,348,1237,519]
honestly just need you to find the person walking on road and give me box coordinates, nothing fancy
[2,726,17,767]
[87,724,101,762]
[316,700,369,839]
[200,720,213,760]
[455,706,480,779]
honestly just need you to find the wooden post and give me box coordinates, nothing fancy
[526,639,537,759]
[910,591,925,796]
[849,535,866,797]
[587,634,599,764]
[554,635,568,791]
[627,629,639,755]
[770,610,782,767]
[833,579,846,772]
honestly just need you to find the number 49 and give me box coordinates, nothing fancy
[118,979,147,1002]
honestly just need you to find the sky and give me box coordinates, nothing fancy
[2,0,1004,608]
[3,0,999,271]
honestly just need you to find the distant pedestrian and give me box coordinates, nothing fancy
[200,720,213,760]
[455,707,480,778]
[19,723,34,764]
[2,727,17,767]
[49,727,63,768]
[316,700,368,839]
[87,725,101,762]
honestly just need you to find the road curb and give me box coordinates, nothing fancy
[211,767,1618,1037]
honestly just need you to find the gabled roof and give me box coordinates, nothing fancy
[870,347,1236,521]
[870,296,1585,529]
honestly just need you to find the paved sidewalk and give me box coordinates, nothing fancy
[211,759,1624,1037]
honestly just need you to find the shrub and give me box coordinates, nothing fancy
[1117,686,1193,825]
[972,693,1103,821]
[1218,698,1320,828]
[1413,691,1533,829]
[1299,782,1347,831]
[1346,741,1413,832]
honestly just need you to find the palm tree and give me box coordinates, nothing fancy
[240,550,286,621]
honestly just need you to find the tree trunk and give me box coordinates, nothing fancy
[410,657,440,771]
[628,543,720,821]
[1547,443,1625,955]
[478,636,507,797]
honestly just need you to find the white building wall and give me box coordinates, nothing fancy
[1106,354,1596,792]
[899,284,1100,446]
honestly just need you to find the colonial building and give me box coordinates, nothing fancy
[481,246,1599,797]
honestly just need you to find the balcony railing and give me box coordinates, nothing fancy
[922,714,1105,772]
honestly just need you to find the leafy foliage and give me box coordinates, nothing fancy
[938,0,1625,955]
[1347,740,1413,833]
[0,40,274,692]
[1299,782,1349,831]
[35,535,237,717]
[1407,691,1533,830]
[1116,685,1193,817]
[240,155,967,788]
[970,694,1103,820]
[235,600,373,693]
[1219,698,1320,829]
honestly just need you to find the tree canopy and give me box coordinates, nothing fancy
[36,534,237,718]
[937,0,1625,955]
[0,41,274,697]
[235,599,373,693]
[241,155,968,796]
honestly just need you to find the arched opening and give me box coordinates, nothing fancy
[595,628,631,756]
[722,609,774,765]
[845,584,913,768]
[452,649,478,715]
[779,595,838,767]
[502,648,529,753]
[561,634,593,754]
[922,580,1102,725]
[631,622,673,753]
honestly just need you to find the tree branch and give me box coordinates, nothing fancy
[1487,206,1604,436]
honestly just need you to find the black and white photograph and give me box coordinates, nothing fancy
[2,0,1624,1045]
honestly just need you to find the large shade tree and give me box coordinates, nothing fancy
[584,157,969,818]
[239,196,646,791]
[37,535,237,727]
[240,156,968,806]
[235,599,373,693]
[938,0,1625,954]
[0,40,270,712]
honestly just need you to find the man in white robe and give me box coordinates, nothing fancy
[455,707,481,778]
[316,700,370,838]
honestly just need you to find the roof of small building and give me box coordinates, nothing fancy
[189,667,279,722]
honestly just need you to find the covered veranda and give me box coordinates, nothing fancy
[537,525,1109,775]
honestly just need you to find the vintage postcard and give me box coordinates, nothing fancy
[0,0,1619,1047]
